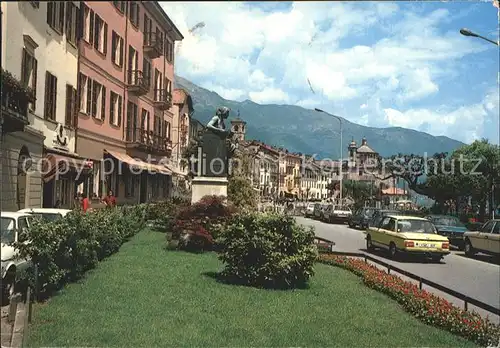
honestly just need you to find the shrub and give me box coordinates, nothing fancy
[15,206,145,297]
[217,213,317,289]
[319,254,500,347]
[171,195,237,252]
[145,200,187,232]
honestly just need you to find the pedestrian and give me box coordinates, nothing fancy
[81,193,90,213]
[103,190,117,208]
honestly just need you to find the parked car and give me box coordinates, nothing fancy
[368,209,400,228]
[18,208,71,221]
[425,215,468,249]
[463,219,500,257]
[349,207,376,229]
[313,203,327,220]
[323,205,352,224]
[1,212,34,303]
[304,203,315,218]
[364,215,450,262]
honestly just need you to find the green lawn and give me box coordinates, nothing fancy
[28,230,476,347]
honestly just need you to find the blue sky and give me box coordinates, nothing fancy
[161,1,499,145]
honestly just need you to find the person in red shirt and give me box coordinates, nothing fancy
[81,194,90,213]
[103,190,117,208]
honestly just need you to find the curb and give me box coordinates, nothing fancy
[9,300,26,348]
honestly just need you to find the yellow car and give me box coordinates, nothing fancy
[364,215,450,262]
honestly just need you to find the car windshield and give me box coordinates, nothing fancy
[30,213,63,222]
[363,209,374,217]
[397,219,436,234]
[431,216,464,227]
[1,217,16,243]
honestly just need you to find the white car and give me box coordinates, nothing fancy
[304,203,315,218]
[18,208,71,221]
[1,212,34,303]
[323,205,352,224]
[463,219,500,257]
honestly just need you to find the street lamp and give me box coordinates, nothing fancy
[460,28,499,45]
[314,108,343,205]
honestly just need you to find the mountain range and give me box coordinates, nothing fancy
[175,76,465,159]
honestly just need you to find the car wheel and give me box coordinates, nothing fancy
[348,221,353,228]
[366,235,374,251]
[430,255,442,263]
[1,272,15,306]
[388,243,397,259]
[464,239,475,257]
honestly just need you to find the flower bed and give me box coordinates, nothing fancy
[318,254,500,347]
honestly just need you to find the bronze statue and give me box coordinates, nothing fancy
[195,107,236,177]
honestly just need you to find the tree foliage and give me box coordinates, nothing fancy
[343,180,378,208]
[228,175,257,211]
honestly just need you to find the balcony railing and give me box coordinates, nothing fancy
[143,32,164,59]
[153,89,172,110]
[125,127,170,154]
[127,70,149,96]
[1,89,29,133]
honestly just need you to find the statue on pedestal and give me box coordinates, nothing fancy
[197,107,236,178]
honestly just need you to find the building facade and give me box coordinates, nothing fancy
[76,1,183,204]
[1,1,89,211]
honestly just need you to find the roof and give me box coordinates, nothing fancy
[386,215,429,221]
[18,208,71,215]
[172,89,194,112]
[1,212,32,219]
[356,144,377,154]
[147,2,183,41]
[382,187,407,195]
[231,117,246,124]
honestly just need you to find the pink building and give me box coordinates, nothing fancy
[76,1,183,204]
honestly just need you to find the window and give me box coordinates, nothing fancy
[109,91,122,127]
[141,109,150,132]
[47,2,64,33]
[164,77,172,94]
[129,2,139,27]
[44,72,57,120]
[481,221,495,233]
[65,84,77,127]
[82,5,94,44]
[111,31,124,67]
[79,73,92,114]
[165,39,174,63]
[128,46,138,83]
[154,69,162,100]
[143,14,152,43]
[21,48,37,111]
[164,120,171,140]
[65,1,78,45]
[113,1,125,13]
[17,217,29,243]
[90,81,105,120]
[492,222,499,234]
[125,174,135,197]
[93,15,107,55]
[126,101,138,141]
[143,58,151,88]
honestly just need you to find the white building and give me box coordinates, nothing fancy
[2,1,88,210]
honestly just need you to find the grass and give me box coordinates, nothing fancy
[28,230,477,347]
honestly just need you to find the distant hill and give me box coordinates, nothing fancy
[175,76,465,159]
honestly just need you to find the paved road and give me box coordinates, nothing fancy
[297,217,500,321]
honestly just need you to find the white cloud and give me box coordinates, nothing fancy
[162,1,495,141]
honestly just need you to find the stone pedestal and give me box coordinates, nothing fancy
[191,176,228,204]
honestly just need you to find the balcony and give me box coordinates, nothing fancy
[143,32,164,59]
[127,70,149,96]
[125,127,170,155]
[1,90,30,133]
[153,89,172,110]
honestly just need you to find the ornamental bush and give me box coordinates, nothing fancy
[217,213,317,289]
[15,205,146,297]
[319,254,500,347]
[172,195,237,247]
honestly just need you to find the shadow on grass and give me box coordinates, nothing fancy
[202,271,311,291]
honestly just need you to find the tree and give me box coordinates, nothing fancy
[228,175,257,211]
[342,180,377,209]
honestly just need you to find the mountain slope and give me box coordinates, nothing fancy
[175,76,465,159]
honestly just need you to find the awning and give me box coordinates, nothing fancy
[104,150,171,175]
[42,153,92,183]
